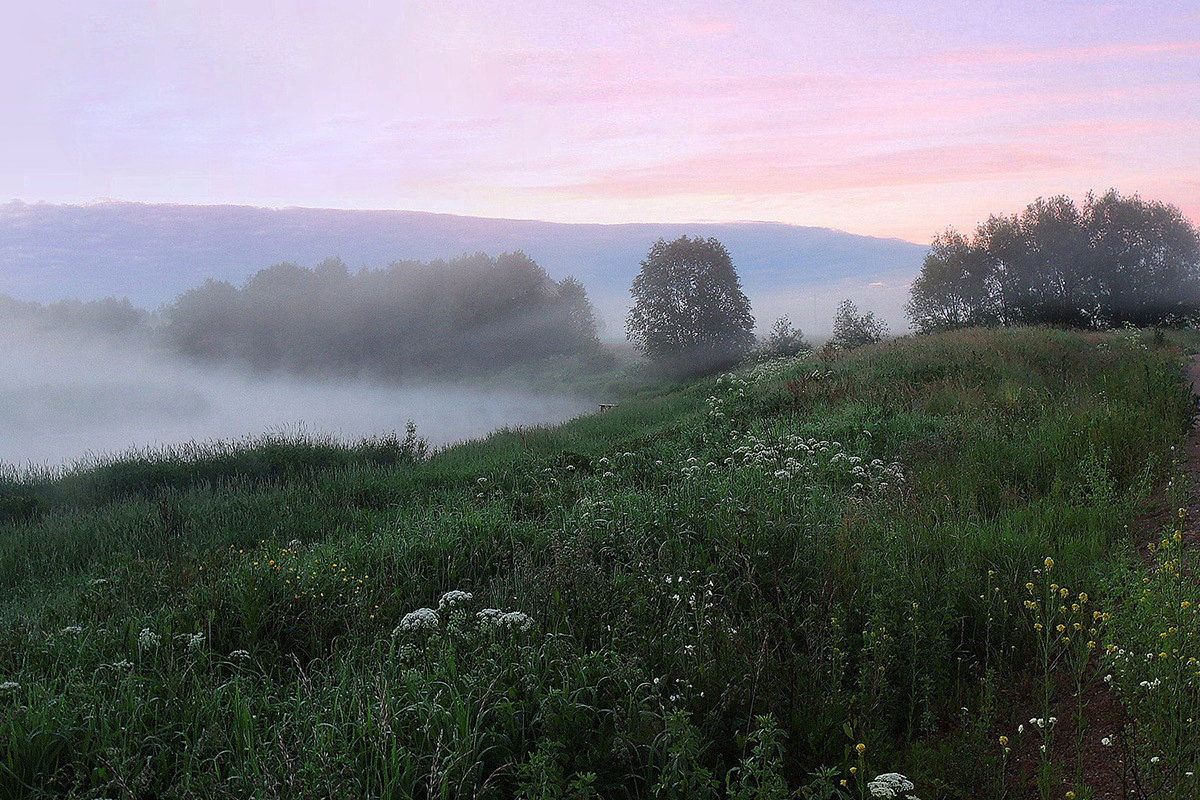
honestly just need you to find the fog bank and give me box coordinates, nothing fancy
[1,329,590,471]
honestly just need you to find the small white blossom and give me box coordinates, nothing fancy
[438,590,473,610]
[868,772,918,799]
[0,681,19,692]
[476,608,505,628]
[174,632,205,651]
[138,627,161,650]
[395,608,439,633]
[497,611,534,632]
[230,650,251,661]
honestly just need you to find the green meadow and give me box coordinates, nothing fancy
[2,326,1198,799]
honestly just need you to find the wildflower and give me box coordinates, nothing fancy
[476,608,505,628]
[999,736,1009,746]
[1101,737,1112,746]
[856,743,867,755]
[0,682,19,692]
[394,607,439,633]
[1045,557,1054,569]
[138,627,161,650]
[497,611,534,632]
[60,625,82,635]
[867,772,916,799]
[230,649,251,661]
[438,590,473,610]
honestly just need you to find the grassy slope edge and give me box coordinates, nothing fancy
[0,326,1195,799]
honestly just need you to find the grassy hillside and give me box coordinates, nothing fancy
[1,327,1197,799]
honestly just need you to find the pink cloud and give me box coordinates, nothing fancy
[936,40,1200,67]
[549,143,1084,199]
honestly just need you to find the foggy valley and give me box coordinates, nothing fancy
[0,326,590,470]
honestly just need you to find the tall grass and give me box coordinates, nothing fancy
[0,327,1194,798]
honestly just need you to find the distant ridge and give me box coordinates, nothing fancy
[0,201,927,336]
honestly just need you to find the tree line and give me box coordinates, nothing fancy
[163,253,603,378]
[4,252,605,379]
[907,189,1200,333]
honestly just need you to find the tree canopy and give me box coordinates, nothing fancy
[907,190,1200,333]
[625,236,755,375]
[828,299,888,351]
[163,252,602,378]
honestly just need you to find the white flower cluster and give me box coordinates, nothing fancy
[497,611,534,631]
[438,590,473,610]
[476,607,534,632]
[395,607,440,634]
[230,649,251,661]
[174,632,205,651]
[868,772,921,799]
[746,356,815,384]
[728,433,906,493]
[138,627,161,650]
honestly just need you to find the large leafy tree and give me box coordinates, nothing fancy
[908,190,1200,333]
[626,236,755,375]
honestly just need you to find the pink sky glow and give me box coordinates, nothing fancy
[2,0,1198,243]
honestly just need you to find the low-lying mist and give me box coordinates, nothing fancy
[2,327,591,471]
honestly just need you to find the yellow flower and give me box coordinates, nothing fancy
[1045,557,1055,569]
[1000,735,1009,746]
[856,743,866,755]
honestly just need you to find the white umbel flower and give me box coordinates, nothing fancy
[438,590,473,610]
[476,608,505,628]
[138,627,161,650]
[497,611,534,632]
[395,607,439,633]
[868,772,919,799]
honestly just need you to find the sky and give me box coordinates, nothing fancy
[2,0,1198,243]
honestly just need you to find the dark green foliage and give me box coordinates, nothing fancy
[626,236,755,376]
[907,190,1200,332]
